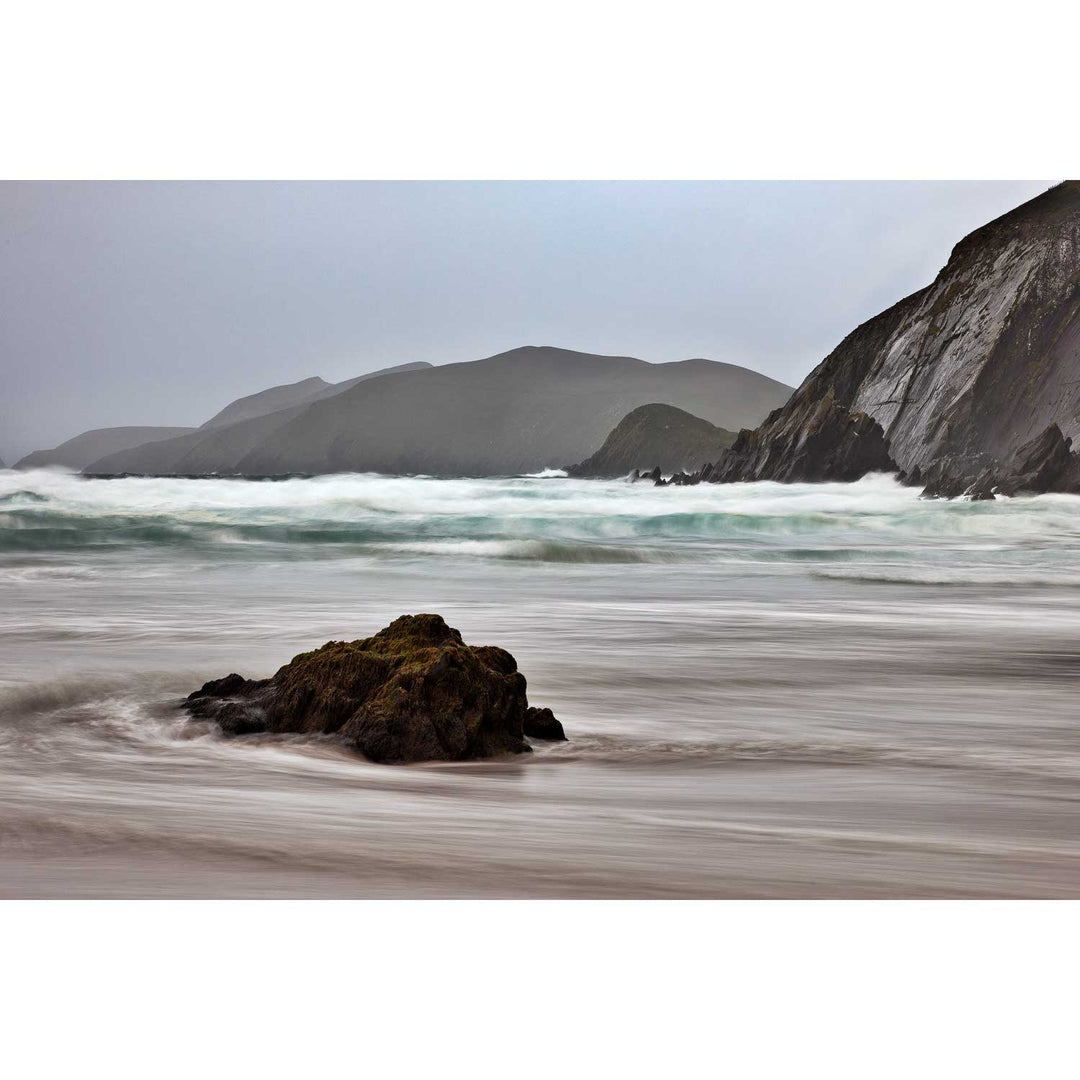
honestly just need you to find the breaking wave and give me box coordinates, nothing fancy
[5,468,1080,574]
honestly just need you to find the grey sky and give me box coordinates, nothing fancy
[0,180,1053,463]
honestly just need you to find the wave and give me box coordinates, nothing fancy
[534,733,1080,783]
[6,673,1080,789]
[813,567,1080,587]
[380,539,693,563]
[6,469,1080,572]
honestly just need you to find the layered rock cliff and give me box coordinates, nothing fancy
[715,182,1080,487]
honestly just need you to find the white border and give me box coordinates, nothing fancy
[2,900,1078,1078]
[3,3,1079,1077]
[3,1,1078,179]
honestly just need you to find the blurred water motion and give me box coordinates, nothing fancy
[2,469,1080,897]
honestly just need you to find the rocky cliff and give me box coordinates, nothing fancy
[714,182,1080,489]
[566,403,736,478]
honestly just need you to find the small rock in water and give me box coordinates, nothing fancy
[183,613,566,764]
[523,706,567,741]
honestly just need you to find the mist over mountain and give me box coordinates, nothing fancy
[199,376,330,430]
[199,363,431,430]
[15,426,197,471]
[87,347,789,477]
[86,361,435,475]
[86,347,789,477]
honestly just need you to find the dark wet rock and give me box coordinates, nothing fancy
[182,614,564,764]
[918,424,1080,499]
[964,471,998,501]
[919,454,994,498]
[996,423,1075,495]
[711,391,897,483]
[631,466,662,484]
[523,706,566,741]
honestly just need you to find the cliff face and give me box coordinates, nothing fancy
[712,391,896,483]
[566,403,736,478]
[717,182,1080,482]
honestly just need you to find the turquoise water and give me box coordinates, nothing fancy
[3,468,1080,896]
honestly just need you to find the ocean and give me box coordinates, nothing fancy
[2,467,1079,897]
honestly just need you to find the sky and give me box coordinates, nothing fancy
[0,180,1054,463]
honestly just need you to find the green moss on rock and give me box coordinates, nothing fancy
[184,614,563,764]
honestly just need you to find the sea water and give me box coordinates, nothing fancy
[2,467,1080,896]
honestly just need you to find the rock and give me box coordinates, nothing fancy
[918,424,1080,498]
[523,706,566,741]
[565,403,736,479]
[919,454,993,498]
[709,182,1080,484]
[183,614,565,763]
[711,391,897,483]
[996,423,1075,494]
[964,471,998,501]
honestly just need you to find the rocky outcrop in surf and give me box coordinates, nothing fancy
[710,391,896,483]
[709,181,1080,490]
[917,422,1080,499]
[523,706,566,741]
[566,403,736,479]
[184,613,565,763]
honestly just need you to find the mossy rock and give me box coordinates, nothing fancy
[184,614,565,763]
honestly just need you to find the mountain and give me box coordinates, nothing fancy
[88,346,791,477]
[84,408,312,476]
[199,363,432,430]
[85,362,434,475]
[566,403,736,478]
[713,182,1080,489]
[14,426,197,471]
[199,376,331,429]
[232,347,791,477]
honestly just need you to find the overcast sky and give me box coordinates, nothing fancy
[0,180,1053,463]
